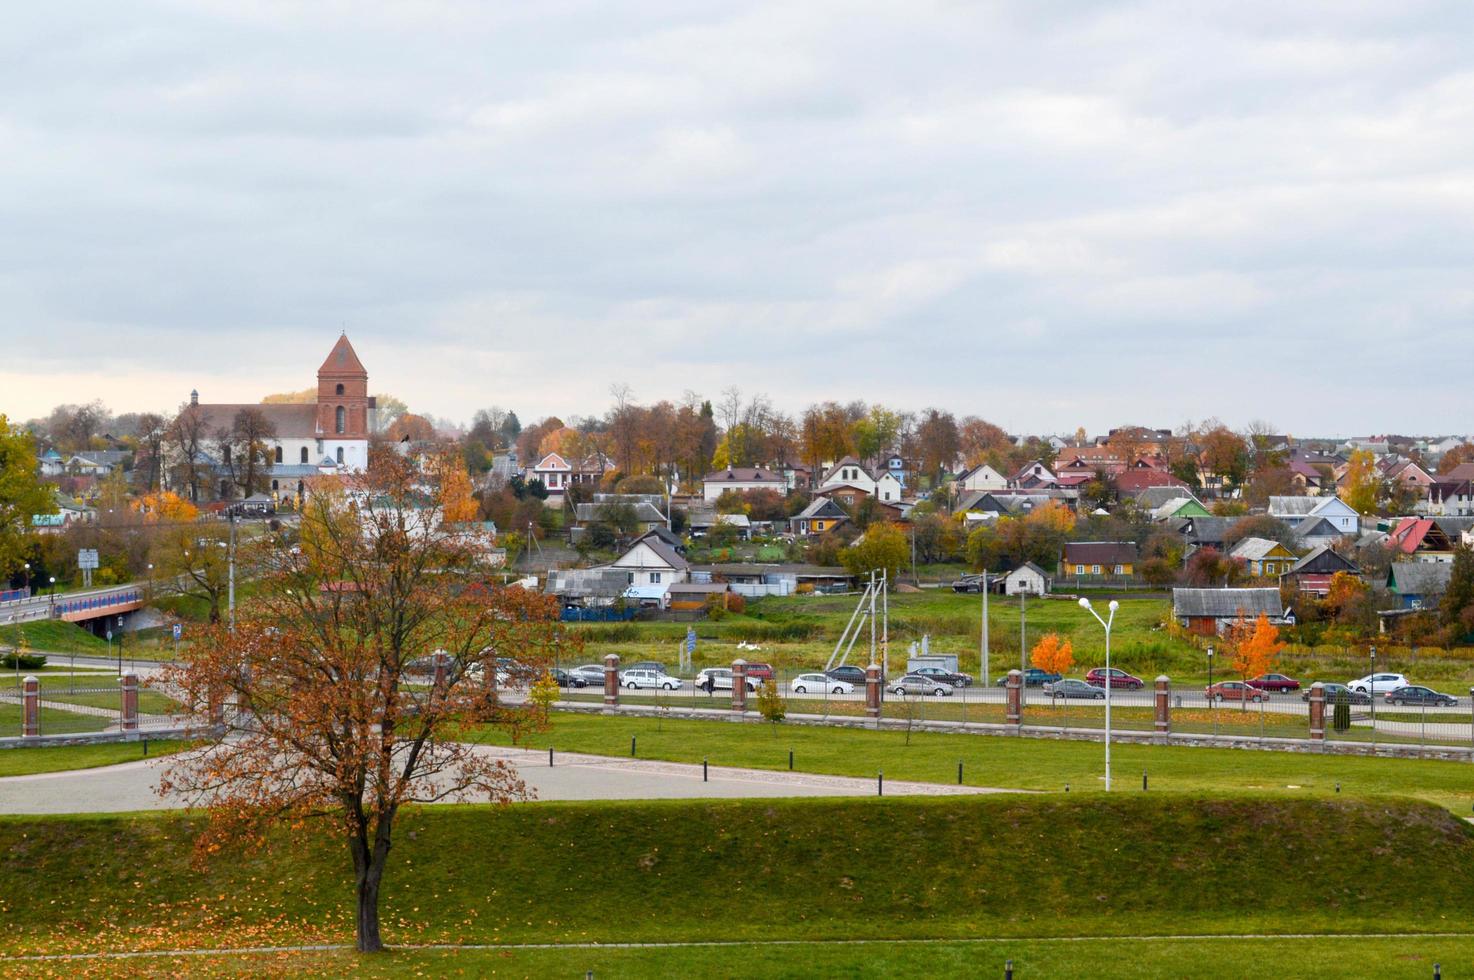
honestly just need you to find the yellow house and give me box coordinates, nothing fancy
[1060,542,1138,577]
[1228,537,1299,578]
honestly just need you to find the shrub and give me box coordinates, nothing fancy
[755,678,786,727]
[1,653,47,670]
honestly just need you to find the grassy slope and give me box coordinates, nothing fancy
[58,937,1474,979]
[0,740,188,777]
[0,795,1470,958]
[0,621,110,656]
[481,713,1474,813]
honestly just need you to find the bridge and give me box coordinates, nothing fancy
[0,583,148,628]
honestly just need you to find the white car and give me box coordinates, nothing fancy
[790,673,853,695]
[890,674,955,697]
[696,668,757,693]
[621,668,681,691]
[1348,672,1410,696]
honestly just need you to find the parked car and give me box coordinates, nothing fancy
[1042,678,1106,700]
[1302,683,1370,705]
[1085,668,1144,691]
[791,673,854,695]
[550,667,587,688]
[570,664,608,687]
[1348,673,1410,696]
[743,662,775,682]
[621,668,682,691]
[951,575,984,593]
[998,667,1062,687]
[889,674,955,697]
[827,665,869,686]
[1205,680,1268,703]
[1247,673,1300,693]
[913,666,974,687]
[696,668,757,693]
[1384,686,1459,707]
[626,660,667,675]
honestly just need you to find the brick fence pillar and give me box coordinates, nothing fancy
[1154,675,1170,739]
[120,672,139,733]
[1005,669,1022,726]
[207,686,226,727]
[431,650,451,694]
[602,653,620,708]
[731,659,748,713]
[865,663,882,719]
[1308,681,1325,741]
[22,675,39,737]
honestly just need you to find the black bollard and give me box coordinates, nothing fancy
[1065,783,1070,793]
[958,760,963,785]
[1434,965,1441,980]
[878,771,883,797]
[549,746,554,767]
[703,758,708,782]
[631,736,636,757]
[1142,770,1147,791]
[1335,782,1340,793]
[1005,959,1014,980]
[143,739,149,757]
[789,749,793,771]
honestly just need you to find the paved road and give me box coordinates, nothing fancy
[0,745,1013,815]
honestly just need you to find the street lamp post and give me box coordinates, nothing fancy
[1369,645,1377,752]
[1079,597,1119,791]
[48,576,56,617]
[22,562,30,596]
[1207,643,1216,735]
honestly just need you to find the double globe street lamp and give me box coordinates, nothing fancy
[1078,597,1119,792]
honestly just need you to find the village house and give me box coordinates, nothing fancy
[1228,537,1300,578]
[1003,562,1048,596]
[701,466,786,502]
[789,497,849,537]
[1386,562,1452,611]
[1060,541,1138,578]
[1281,546,1359,598]
[1268,495,1360,535]
[1172,587,1288,635]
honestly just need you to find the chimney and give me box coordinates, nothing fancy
[190,389,198,406]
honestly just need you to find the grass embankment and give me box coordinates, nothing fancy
[0,740,189,777]
[0,621,110,656]
[482,713,1474,813]
[0,794,1470,961]
[55,936,1474,979]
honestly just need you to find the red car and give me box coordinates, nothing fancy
[743,662,775,682]
[1206,681,1268,703]
[1085,668,1144,691]
[1247,673,1300,693]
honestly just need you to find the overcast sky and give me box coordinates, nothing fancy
[2,1,1472,437]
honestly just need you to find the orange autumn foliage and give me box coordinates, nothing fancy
[1030,632,1075,676]
[1230,612,1286,683]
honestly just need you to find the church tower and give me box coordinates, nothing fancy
[317,333,370,438]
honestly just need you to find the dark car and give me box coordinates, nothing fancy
[570,664,608,687]
[1302,683,1370,705]
[626,661,667,675]
[913,666,974,687]
[1000,667,1062,687]
[827,665,869,686]
[743,661,775,682]
[550,667,587,688]
[1085,668,1144,691]
[1384,686,1458,707]
[1042,678,1106,700]
[952,575,984,593]
[1247,673,1301,693]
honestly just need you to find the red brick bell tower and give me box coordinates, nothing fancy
[317,333,370,438]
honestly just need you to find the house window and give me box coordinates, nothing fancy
[336,447,344,465]
[1114,565,1124,575]
[271,480,278,491]
[274,446,283,463]
[1092,565,1101,575]
[651,572,662,584]
[335,406,345,434]
[627,573,634,584]
[300,447,309,464]
[335,383,344,396]
[1264,563,1275,575]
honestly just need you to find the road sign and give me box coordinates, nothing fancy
[172,623,182,640]
[78,549,99,570]
[106,630,113,641]
[686,626,696,655]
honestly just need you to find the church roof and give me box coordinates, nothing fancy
[186,402,320,439]
[319,333,367,377]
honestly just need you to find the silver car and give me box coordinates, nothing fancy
[889,674,954,697]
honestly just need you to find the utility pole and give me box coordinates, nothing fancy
[881,570,889,679]
[980,571,990,687]
[868,570,876,666]
[1020,589,1028,676]
[227,514,237,633]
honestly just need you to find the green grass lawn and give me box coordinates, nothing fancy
[0,740,189,777]
[480,712,1474,813]
[72,936,1474,979]
[0,794,1470,959]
